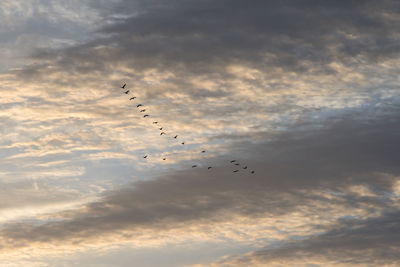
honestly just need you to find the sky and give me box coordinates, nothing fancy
[0,0,400,266]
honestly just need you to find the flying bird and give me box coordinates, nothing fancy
[233,170,239,173]
[174,135,178,139]
[159,127,163,130]
[208,167,212,170]
[163,158,166,161]
[140,109,146,112]
[121,84,126,89]
[234,163,240,166]
[230,160,236,163]
[243,166,248,169]
[160,132,166,135]
[143,155,148,159]
[137,104,143,108]
[251,171,255,174]
[181,142,185,145]
[130,97,136,100]
[153,122,158,124]
[124,90,129,94]
[192,165,197,168]
[143,114,149,118]
[201,150,206,153]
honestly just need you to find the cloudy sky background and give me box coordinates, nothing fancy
[0,0,400,266]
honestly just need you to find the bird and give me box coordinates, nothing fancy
[181,142,185,145]
[251,171,255,174]
[143,155,148,159]
[163,158,166,160]
[160,132,166,135]
[124,90,129,94]
[143,114,149,118]
[130,97,136,100]
[234,163,240,166]
[233,170,239,173]
[121,83,126,89]
[159,127,163,130]
[153,122,158,124]
[137,104,143,108]
[192,165,197,168]
[243,166,248,169]
[208,167,212,170]
[201,150,206,153]
[140,109,146,112]
[230,160,236,163]
[174,135,178,139]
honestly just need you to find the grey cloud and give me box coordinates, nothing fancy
[224,211,400,266]
[22,0,400,79]
[2,2,400,264]
[0,105,399,249]
[92,0,400,71]
[7,0,396,132]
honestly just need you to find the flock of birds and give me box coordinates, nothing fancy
[121,83,255,174]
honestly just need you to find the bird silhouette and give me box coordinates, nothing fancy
[118,81,252,176]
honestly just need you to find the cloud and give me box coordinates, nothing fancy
[8,0,399,135]
[0,1,399,265]
[211,211,400,267]
[0,105,398,263]
[0,0,104,72]
[27,0,400,75]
